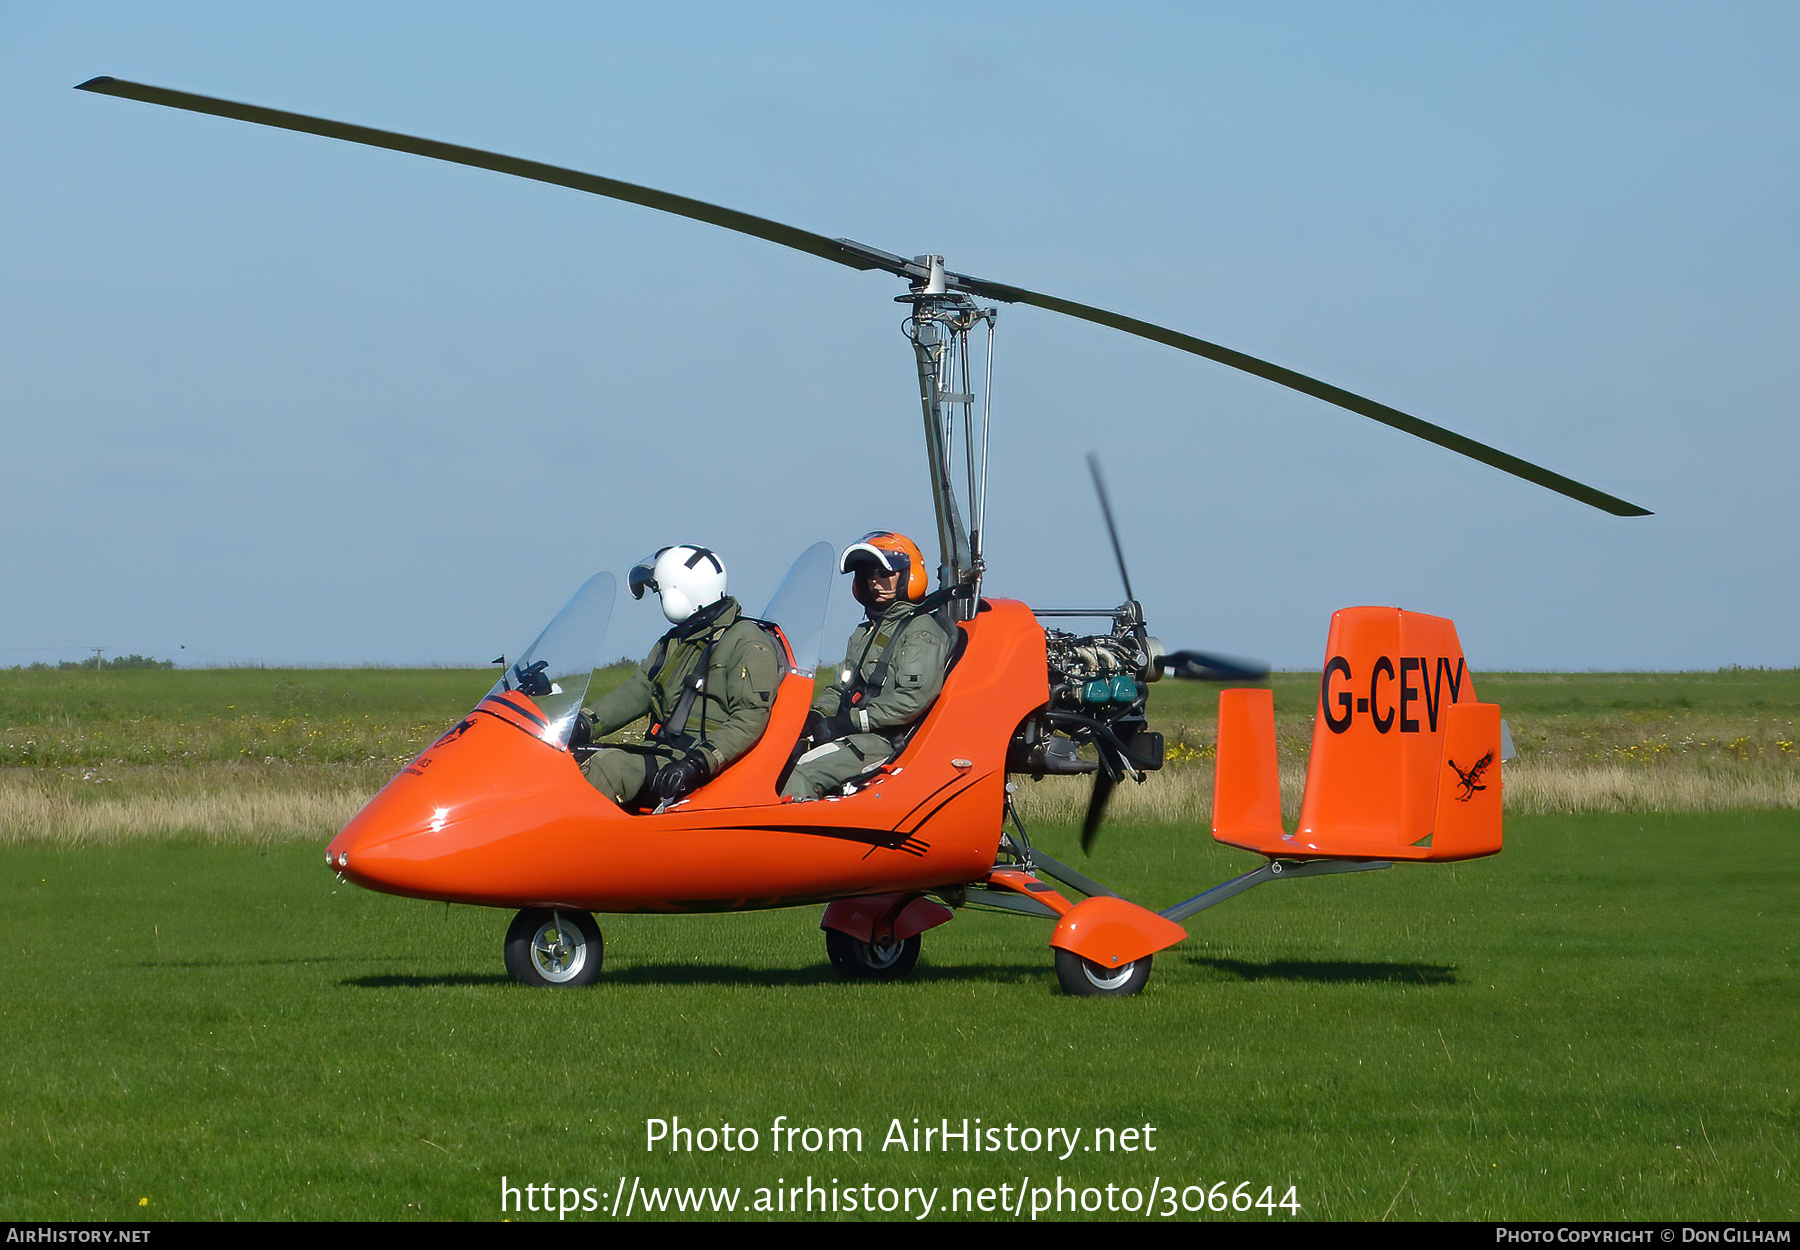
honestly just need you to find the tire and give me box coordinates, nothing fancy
[504,908,603,987]
[825,928,921,980]
[1054,947,1151,997]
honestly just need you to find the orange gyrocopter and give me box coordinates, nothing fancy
[78,77,1648,995]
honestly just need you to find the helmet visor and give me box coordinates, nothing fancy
[840,541,908,578]
[627,552,662,600]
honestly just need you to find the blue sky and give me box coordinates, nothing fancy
[2,3,1795,669]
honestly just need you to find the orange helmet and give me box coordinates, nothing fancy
[840,531,928,603]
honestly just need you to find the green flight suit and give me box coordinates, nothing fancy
[582,597,781,805]
[780,598,952,800]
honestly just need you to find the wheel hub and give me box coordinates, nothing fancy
[531,916,586,982]
[1081,959,1138,991]
[864,937,904,968]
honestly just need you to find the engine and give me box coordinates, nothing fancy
[1009,622,1166,778]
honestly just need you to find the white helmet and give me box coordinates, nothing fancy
[629,545,728,624]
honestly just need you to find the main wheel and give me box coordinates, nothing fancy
[825,928,921,980]
[504,908,603,987]
[1054,948,1152,997]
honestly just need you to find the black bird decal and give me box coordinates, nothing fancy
[1447,750,1495,802]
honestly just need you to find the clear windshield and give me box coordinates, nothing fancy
[487,572,617,748]
[760,542,835,674]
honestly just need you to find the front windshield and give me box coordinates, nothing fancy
[760,542,835,674]
[488,572,616,748]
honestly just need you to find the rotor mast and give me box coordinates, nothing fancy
[904,255,996,621]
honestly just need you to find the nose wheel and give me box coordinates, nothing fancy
[504,908,604,987]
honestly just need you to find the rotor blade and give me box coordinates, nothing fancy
[1161,650,1270,682]
[74,77,910,280]
[77,77,1652,518]
[1080,770,1116,856]
[1085,453,1135,604]
[953,273,1652,518]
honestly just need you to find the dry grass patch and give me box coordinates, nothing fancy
[0,763,388,847]
[8,752,1799,847]
[1504,759,1800,814]
[1010,755,1800,829]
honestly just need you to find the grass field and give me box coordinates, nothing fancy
[8,665,1797,774]
[0,814,1793,1222]
[4,666,1798,845]
[0,667,1795,1222]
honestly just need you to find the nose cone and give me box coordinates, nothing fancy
[325,711,602,905]
[326,776,453,895]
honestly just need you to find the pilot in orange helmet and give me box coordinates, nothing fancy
[780,532,950,800]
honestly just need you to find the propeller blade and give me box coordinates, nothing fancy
[952,274,1652,518]
[73,77,907,279]
[1080,769,1116,856]
[77,77,1651,517]
[1161,650,1269,682]
[1085,452,1135,604]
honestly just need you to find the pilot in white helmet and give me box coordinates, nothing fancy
[574,545,780,807]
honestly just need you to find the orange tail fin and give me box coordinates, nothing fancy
[1212,607,1502,862]
[1212,687,1283,843]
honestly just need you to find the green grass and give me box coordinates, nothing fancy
[2,666,1795,1220]
[7,664,1796,782]
[2,812,1793,1221]
[0,667,495,767]
[1148,669,1800,770]
[0,664,661,772]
